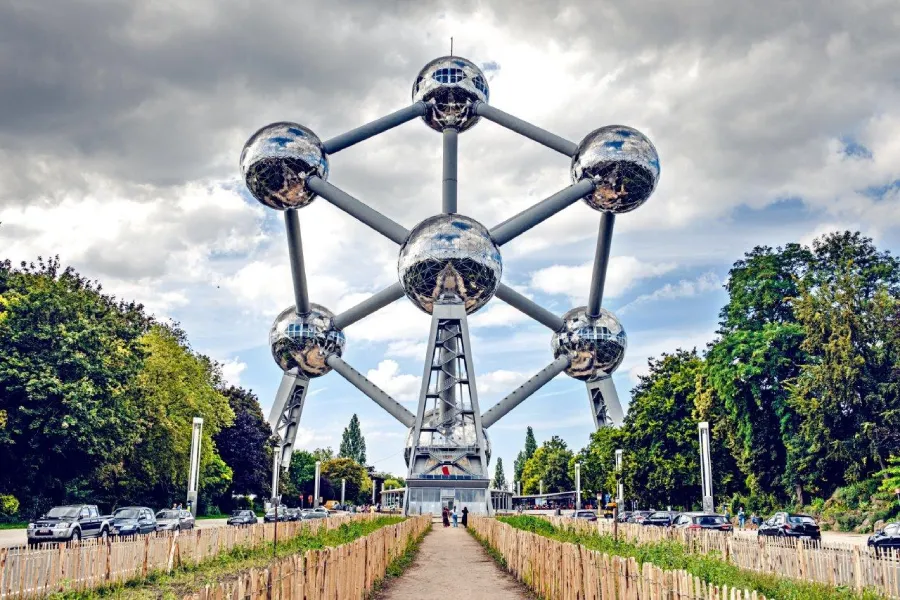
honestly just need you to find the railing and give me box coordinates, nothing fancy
[0,514,383,598]
[181,516,430,600]
[472,516,769,600]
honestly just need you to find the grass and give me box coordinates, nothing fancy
[0,521,27,530]
[497,516,883,600]
[48,516,404,600]
[366,522,430,598]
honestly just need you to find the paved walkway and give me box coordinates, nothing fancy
[377,524,533,600]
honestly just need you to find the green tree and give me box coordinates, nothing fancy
[338,414,367,464]
[513,427,538,488]
[513,451,525,488]
[283,450,317,502]
[525,426,537,459]
[312,447,334,462]
[383,478,402,491]
[521,436,574,494]
[320,457,368,502]
[492,457,507,490]
[214,387,274,500]
[0,258,148,515]
[622,350,703,509]
[574,426,623,502]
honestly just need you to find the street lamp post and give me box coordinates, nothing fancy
[575,463,582,510]
[187,417,203,517]
[314,460,321,508]
[341,478,346,505]
[699,422,714,513]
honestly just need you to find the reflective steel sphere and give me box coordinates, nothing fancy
[571,125,660,213]
[240,122,329,210]
[412,56,489,132]
[398,214,501,315]
[269,303,345,377]
[404,409,491,467]
[552,307,627,381]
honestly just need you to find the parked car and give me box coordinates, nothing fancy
[573,510,598,521]
[758,512,821,542]
[642,511,679,527]
[627,511,654,524]
[155,509,194,532]
[868,522,900,556]
[110,507,157,536]
[616,511,632,523]
[264,507,290,522]
[302,510,327,520]
[27,505,112,545]
[227,510,258,526]
[672,513,733,532]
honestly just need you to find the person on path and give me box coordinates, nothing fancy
[452,508,458,527]
[442,507,450,527]
[738,507,746,530]
[461,506,469,527]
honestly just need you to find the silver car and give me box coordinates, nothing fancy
[155,509,195,532]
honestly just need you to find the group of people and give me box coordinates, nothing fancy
[441,505,468,528]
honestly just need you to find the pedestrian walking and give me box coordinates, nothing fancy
[738,507,746,530]
[461,506,469,527]
[452,508,458,527]
[442,507,450,527]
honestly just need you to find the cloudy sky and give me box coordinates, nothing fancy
[2,0,899,482]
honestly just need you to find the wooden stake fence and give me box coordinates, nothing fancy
[0,514,412,598]
[180,516,430,600]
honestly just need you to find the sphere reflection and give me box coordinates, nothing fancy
[412,56,489,132]
[398,214,501,315]
[241,122,329,210]
[571,125,659,213]
[551,307,626,381]
[269,304,345,377]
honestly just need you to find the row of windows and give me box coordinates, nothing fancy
[428,69,489,97]
[406,488,486,503]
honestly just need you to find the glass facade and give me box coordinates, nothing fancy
[406,487,487,515]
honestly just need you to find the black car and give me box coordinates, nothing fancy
[868,522,900,556]
[227,510,258,526]
[672,512,733,532]
[643,511,679,527]
[264,507,290,522]
[110,506,157,536]
[758,512,821,542]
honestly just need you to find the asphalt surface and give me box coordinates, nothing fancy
[0,518,228,548]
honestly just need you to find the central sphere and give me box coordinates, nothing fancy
[398,214,501,315]
[412,56,489,133]
[269,304,345,378]
[240,122,329,210]
[552,307,627,381]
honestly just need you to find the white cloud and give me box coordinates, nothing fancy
[529,256,677,304]
[220,358,247,387]
[618,272,722,313]
[365,360,421,403]
[385,339,428,359]
[477,370,531,396]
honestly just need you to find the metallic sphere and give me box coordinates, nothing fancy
[240,122,329,210]
[552,307,627,381]
[412,56,489,133]
[571,125,660,213]
[404,409,491,467]
[269,303,345,377]
[398,214,501,315]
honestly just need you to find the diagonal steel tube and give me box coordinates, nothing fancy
[307,177,409,244]
[284,209,311,315]
[474,103,578,157]
[480,355,571,428]
[587,212,616,317]
[326,354,415,427]
[490,179,595,246]
[332,282,405,330]
[495,283,564,331]
[323,102,427,154]
[442,128,458,213]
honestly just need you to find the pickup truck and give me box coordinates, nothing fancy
[27,505,112,545]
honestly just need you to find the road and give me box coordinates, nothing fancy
[734,528,870,547]
[0,518,228,548]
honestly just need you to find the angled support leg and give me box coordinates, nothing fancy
[586,376,625,429]
[268,372,310,469]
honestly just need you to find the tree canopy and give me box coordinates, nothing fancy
[338,414,367,465]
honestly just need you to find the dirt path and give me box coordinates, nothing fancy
[377,523,533,600]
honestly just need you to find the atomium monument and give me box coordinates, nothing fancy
[241,55,659,516]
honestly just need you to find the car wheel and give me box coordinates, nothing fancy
[71,529,81,543]
[101,528,109,542]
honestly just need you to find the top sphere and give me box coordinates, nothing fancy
[398,214,501,315]
[269,303,345,378]
[571,125,660,213]
[551,306,627,381]
[412,56,489,133]
[240,122,329,210]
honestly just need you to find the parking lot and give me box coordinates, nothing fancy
[0,518,228,549]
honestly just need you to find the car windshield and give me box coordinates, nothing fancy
[114,509,140,519]
[577,512,595,517]
[788,515,816,524]
[696,516,726,525]
[232,511,249,516]
[156,511,179,519]
[46,507,80,518]
[648,512,669,519]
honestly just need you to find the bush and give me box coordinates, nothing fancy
[0,494,20,522]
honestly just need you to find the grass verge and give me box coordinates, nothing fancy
[498,516,882,600]
[0,521,26,530]
[49,517,404,600]
[367,522,431,598]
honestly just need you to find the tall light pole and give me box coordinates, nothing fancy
[614,449,624,506]
[575,463,582,510]
[187,417,203,516]
[699,422,714,512]
[341,478,346,504]
[313,460,321,508]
